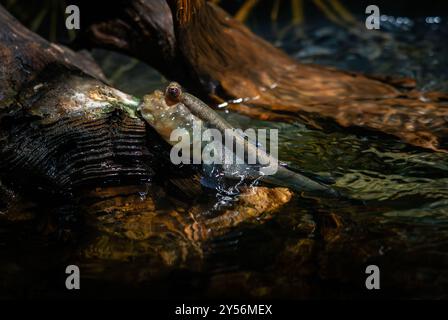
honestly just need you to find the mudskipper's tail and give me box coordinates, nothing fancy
[261,166,342,198]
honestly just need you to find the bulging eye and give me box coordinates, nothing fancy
[166,84,181,99]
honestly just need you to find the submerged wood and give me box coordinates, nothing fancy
[1,5,447,298]
[79,0,448,152]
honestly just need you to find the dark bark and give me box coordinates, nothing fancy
[0,6,106,108]
[0,4,198,202]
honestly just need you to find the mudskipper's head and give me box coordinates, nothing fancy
[138,83,196,143]
[164,82,183,105]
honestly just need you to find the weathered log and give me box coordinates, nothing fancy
[0,4,191,201]
[2,4,448,298]
[79,0,448,152]
[0,4,291,244]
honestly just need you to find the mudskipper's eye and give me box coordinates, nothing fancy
[166,84,181,100]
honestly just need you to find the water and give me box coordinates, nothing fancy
[2,8,448,299]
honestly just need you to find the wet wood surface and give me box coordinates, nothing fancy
[0,4,291,241]
[0,6,106,110]
[1,3,448,299]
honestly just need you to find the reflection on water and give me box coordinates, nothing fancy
[1,11,448,299]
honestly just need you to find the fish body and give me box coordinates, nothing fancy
[139,83,340,197]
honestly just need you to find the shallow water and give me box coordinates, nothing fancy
[2,7,448,299]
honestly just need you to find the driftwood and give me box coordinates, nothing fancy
[78,0,448,152]
[0,3,291,243]
[0,4,182,199]
[0,5,296,283]
[1,4,448,299]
